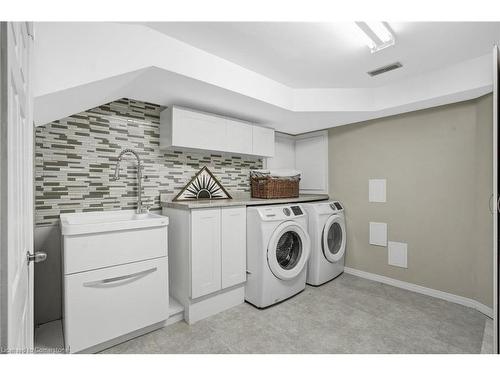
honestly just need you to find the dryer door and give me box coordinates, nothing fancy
[322,215,346,263]
[267,221,311,280]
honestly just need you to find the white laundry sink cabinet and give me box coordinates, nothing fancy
[60,210,170,353]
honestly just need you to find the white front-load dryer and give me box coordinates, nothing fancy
[302,201,346,286]
[246,204,311,308]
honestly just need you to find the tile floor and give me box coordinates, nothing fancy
[100,273,489,354]
[34,320,65,354]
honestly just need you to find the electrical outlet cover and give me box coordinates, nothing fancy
[369,222,387,246]
[369,179,386,202]
[388,241,408,268]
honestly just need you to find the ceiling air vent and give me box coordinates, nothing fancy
[367,62,403,77]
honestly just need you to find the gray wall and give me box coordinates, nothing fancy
[329,94,493,307]
[34,225,62,325]
[34,98,262,325]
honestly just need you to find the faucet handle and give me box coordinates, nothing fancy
[141,204,151,213]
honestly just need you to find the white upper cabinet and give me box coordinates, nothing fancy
[225,119,253,155]
[171,107,226,152]
[266,133,296,170]
[160,106,274,157]
[252,125,275,157]
[295,131,328,194]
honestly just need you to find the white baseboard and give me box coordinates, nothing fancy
[185,285,245,324]
[344,267,493,318]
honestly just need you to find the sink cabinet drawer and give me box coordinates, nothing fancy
[63,226,168,274]
[63,257,169,353]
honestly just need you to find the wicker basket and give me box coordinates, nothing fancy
[250,174,300,199]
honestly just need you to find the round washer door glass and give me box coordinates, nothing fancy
[267,222,311,280]
[276,231,302,270]
[322,215,346,263]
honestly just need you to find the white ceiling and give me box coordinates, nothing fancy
[34,22,494,134]
[141,22,500,88]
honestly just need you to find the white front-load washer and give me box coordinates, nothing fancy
[245,204,311,308]
[302,201,346,286]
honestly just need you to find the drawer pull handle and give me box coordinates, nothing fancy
[83,267,157,287]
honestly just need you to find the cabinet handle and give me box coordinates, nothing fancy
[83,267,157,287]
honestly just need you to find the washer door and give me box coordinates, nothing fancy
[322,215,346,263]
[267,221,311,280]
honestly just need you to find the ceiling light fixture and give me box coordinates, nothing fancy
[355,22,395,53]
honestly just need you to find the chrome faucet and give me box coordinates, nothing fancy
[112,148,148,214]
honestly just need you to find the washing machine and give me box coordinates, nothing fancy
[302,201,346,286]
[245,204,311,308]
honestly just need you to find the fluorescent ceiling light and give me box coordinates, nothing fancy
[355,27,377,51]
[355,22,395,53]
[366,22,393,43]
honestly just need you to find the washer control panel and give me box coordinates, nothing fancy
[257,204,306,220]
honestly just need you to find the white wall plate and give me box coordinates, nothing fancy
[369,222,387,246]
[388,241,408,268]
[369,179,386,202]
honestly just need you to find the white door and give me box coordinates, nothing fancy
[0,22,35,352]
[221,206,246,289]
[190,208,222,299]
[295,132,329,194]
[493,44,499,354]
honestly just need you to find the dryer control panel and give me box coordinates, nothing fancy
[309,200,344,215]
[330,202,343,211]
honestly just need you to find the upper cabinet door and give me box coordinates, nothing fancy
[225,119,253,155]
[295,132,328,193]
[173,107,226,152]
[221,207,247,289]
[252,126,275,157]
[190,208,222,299]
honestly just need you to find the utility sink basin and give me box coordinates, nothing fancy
[60,210,169,236]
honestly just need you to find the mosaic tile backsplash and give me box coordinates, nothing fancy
[35,98,263,225]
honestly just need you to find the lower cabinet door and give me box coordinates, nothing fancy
[221,207,247,289]
[190,208,222,299]
[63,257,169,353]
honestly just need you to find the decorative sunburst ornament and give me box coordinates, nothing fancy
[173,166,232,201]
